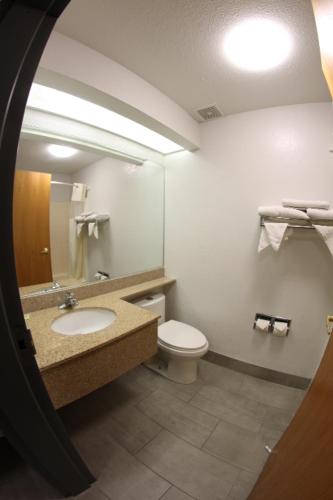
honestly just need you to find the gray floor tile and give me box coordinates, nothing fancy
[104,404,162,453]
[203,420,269,473]
[72,428,118,477]
[239,376,305,411]
[97,437,170,500]
[1,363,303,500]
[74,485,109,499]
[133,364,204,402]
[137,430,239,500]
[0,465,61,500]
[61,379,161,454]
[198,361,245,394]
[155,374,204,403]
[190,385,266,432]
[161,486,195,500]
[226,471,258,500]
[260,405,296,434]
[136,389,218,448]
[260,427,283,450]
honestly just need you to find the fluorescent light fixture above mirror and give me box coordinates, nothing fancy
[27,84,184,154]
[223,18,293,72]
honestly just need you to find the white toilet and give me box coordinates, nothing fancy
[133,293,208,384]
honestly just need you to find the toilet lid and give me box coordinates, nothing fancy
[158,320,207,350]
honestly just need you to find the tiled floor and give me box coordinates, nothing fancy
[0,360,305,500]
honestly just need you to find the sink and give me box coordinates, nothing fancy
[51,308,117,335]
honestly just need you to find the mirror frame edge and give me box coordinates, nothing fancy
[0,1,94,496]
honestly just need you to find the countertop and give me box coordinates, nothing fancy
[26,277,175,371]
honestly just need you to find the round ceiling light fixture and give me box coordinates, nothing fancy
[223,18,293,71]
[47,144,78,158]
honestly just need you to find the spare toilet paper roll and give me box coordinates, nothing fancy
[273,321,289,337]
[255,318,270,333]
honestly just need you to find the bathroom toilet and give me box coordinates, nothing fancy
[133,293,208,384]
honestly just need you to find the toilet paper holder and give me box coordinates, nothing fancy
[253,313,291,335]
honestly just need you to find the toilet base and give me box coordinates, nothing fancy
[144,351,199,384]
[168,356,198,384]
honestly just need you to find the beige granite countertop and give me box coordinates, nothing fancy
[26,277,175,371]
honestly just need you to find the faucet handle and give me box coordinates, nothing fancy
[58,291,78,309]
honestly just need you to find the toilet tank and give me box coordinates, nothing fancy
[132,293,165,325]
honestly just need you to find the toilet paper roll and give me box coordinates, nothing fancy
[273,321,289,337]
[255,318,270,333]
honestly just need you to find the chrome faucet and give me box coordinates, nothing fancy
[58,292,78,310]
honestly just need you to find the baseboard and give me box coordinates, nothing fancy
[203,350,311,390]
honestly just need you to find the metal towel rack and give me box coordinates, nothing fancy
[259,216,333,230]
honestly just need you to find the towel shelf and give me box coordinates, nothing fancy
[75,218,109,224]
[260,216,333,229]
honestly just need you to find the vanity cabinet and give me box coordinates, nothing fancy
[41,321,158,409]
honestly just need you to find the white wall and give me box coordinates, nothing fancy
[165,102,333,379]
[38,32,200,150]
[73,158,164,280]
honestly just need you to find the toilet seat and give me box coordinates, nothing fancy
[158,320,207,351]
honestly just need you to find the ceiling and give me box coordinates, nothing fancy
[16,138,102,175]
[55,0,331,122]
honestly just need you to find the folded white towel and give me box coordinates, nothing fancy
[308,208,333,220]
[258,206,309,220]
[313,225,333,257]
[258,222,288,252]
[282,199,330,210]
[75,212,109,239]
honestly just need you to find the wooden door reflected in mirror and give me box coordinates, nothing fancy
[13,170,52,287]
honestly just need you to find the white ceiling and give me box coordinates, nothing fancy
[55,0,331,122]
[16,138,102,174]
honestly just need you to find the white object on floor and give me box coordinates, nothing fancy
[71,183,87,202]
[273,321,289,337]
[258,206,309,220]
[308,208,333,220]
[313,225,333,257]
[133,293,208,384]
[255,318,270,332]
[258,222,288,252]
[282,199,330,210]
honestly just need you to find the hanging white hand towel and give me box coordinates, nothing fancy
[258,222,288,252]
[76,222,84,237]
[88,222,99,239]
[313,225,333,257]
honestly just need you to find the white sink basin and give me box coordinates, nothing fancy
[51,308,117,335]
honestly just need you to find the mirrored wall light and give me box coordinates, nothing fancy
[47,144,78,158]
[27,84,184,155]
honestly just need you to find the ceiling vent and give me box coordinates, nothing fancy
[197,105,222,121]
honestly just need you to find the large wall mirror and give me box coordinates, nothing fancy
[15,93,165,296]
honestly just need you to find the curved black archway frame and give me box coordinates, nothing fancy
[0,1,94,496]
